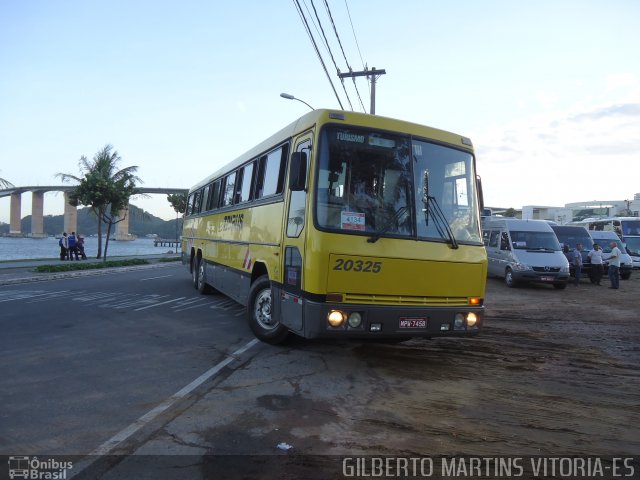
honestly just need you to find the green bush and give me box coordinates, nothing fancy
[34,258,150,273]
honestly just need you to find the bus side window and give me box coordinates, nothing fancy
[209,180,221,210]
[238,162,255,203]
[186,193,194,216]
[193,189,202,214]
[256,146,285,199]
[201,184,210,213]
[222,172,237,207]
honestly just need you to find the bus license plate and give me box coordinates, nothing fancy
[399,317,427,329]
[541,276,554,282]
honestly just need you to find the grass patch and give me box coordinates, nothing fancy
[34,258,150,273]
[157,257,181,263]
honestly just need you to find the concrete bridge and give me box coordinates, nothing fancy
[1,186,188,239]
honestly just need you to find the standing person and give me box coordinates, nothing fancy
[572,243,583,286]
[588,243,604,285]
[68,231,79,260]
[59,232,68,260]
[77,234,87,260]
[606,241,621,289]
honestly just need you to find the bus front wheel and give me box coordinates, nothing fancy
[247,275,289,345]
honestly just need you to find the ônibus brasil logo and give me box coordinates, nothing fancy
[7,456,73,479]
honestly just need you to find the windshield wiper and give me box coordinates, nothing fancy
[367,206,408,243]
[420,170,458,249]
[426,196,459,249]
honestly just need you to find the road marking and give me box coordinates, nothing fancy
[69,338,260,478]
[139,274,173,281]
[0,290,71,303]
[133,296,186,311]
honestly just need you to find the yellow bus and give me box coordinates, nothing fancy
[182,109,487,344]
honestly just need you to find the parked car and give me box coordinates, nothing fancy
[483,218,570,289]
[589,230,633,280]
[550,225,594,280]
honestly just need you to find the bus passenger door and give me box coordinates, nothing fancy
[279,135,312,333]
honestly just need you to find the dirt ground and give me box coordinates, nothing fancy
[146,271,640,461]
[344,272,640,456]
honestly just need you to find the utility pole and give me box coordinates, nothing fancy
[338,67,386,114]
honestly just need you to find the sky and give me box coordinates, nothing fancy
[1,0,639,224]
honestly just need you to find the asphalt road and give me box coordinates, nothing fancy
[0,264,260,457]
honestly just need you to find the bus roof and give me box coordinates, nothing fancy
[189,109,474,192]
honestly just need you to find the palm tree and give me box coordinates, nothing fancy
[57,145,141,260]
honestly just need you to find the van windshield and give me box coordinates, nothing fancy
[552,229,594,251]
[598,239,625,253]
[510,231,560,251]
[624,237,640,256]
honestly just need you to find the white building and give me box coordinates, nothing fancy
[522,194,640,224]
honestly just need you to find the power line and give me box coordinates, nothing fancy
[323,0,366,112]
[293,0,344,109]
[343,0,366,69]
[309,0,353,110]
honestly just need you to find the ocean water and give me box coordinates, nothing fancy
[0,236,181,261]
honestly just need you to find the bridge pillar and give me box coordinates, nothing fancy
[63,192,77,234]
[9,193,22,236]
[31,191,46,238]
[115,206,134,240]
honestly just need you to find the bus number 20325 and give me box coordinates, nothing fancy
[333,259,382,273]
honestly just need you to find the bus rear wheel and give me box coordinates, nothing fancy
[247,275,289,345]
[191,256,199,289]
[196,258,213,294]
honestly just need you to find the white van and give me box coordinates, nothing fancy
[483,218,570,289]
[588,230,633,280]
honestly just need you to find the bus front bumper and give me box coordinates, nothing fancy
[299,300,484,339]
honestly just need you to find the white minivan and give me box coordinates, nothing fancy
[588,230,633,280]
[483,218,570,289]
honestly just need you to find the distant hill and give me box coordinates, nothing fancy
[0,204,182,238]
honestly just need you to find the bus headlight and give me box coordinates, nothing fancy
[466,312,478,327]
[328,310,346,327]
[454,313,465,330]
[347,312,362,328]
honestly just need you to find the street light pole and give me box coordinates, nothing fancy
[280,93,314,111]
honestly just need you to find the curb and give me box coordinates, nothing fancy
[0,262,178,286]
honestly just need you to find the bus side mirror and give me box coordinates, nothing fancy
[289,152,307,191]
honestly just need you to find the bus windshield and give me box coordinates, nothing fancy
[315,126,481,244]
[622,220,640,236]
